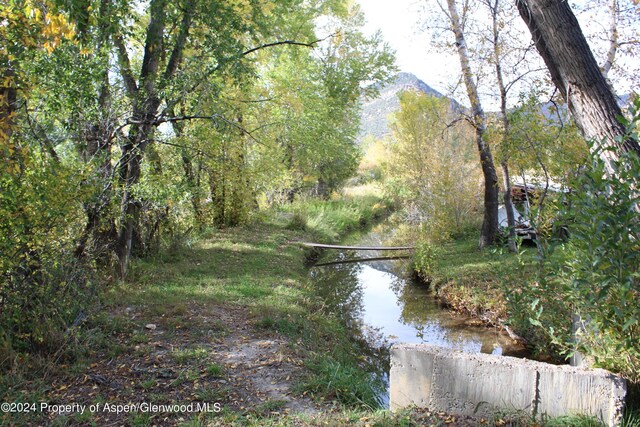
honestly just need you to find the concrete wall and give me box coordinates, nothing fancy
[390,343,626,426]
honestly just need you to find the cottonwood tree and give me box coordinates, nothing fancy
[386,91,480,240]
[484,0,519,251]
[106,0,339,275]
[516,0,640,173]
[572,0,640,89]
[435,0,501,248]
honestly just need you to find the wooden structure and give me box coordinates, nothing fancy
[300,242,414,251]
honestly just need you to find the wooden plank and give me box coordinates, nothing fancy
[299,242,414,251]
[314,255,411,267]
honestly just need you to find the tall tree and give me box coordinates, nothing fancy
[484,0,517,252]
[440,0,500,247]
[109,0,324,275]
[516,0,640,175]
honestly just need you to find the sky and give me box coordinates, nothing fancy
[357,0,638,104]
[358,0,456,95]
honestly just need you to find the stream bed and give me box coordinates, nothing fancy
[309,223,528,407]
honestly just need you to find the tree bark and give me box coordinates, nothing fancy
[115,0,167,277]
[516,0,640,174]
[75,0,118,260]
[487,0,517,252]
[75,70,117,260]
[601,0,619,79]
[446,0,500,248]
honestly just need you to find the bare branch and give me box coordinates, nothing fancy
[240,38,324,56]
[163,36,329,116]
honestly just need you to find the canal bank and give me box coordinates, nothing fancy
[308,221,529,407]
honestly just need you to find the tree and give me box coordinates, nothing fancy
[516,0,640,175]
[440,0,501,248]
[572,0,640,89]
[484,0,518,252]
[106,0,330,275]
[0,0,396,359]
[386,91,481,241]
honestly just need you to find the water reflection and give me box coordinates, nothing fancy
[309,227,527,407]
[311,254,522,355]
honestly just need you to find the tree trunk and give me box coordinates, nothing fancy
[601,0,619,79]
[488,0,517,252]
[516,0,640,174]
[75,39,117,260]
[1,67,17,144]
[114,0,167,276]
[446,0,500,248]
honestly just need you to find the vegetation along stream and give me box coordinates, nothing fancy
[310,221,528,407]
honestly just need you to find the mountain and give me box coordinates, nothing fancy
[358,72,456,142]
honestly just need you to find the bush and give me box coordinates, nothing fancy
[413,239,439,284]
[525,103,640,381]
[0,149,99,366]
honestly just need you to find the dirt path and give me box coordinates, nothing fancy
[41,304,320,426]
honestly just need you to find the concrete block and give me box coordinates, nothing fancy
[430,350,537,417]
[537,364,626,425]
[389,343,436,409]
[390,343,626,426]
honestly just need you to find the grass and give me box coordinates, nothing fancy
[170,347,209,364]
[280,187,392,242]
[7,185,635,426]
[205,363,224,377]
[106,192,387,417]
[430,236,537,319]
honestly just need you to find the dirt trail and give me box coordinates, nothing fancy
[42,304,320,426]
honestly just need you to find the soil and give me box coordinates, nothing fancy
[40,304,322,426]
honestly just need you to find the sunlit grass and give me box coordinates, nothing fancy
[280,192,392,242]
[340,182,383,199]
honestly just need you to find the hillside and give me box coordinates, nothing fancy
[358,72,455,142]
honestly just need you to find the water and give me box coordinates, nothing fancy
[309,224,527,407]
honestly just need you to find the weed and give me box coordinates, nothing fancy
[170,369,200,386]
[542,414,604,427]
[170,347,209,364]
[205,363,224,378]
[195,385,229,402]
[130,332,148,344]
[129,411,152,427]
[300,356,382,410]
[140,378,156,390]
[248,399,287,417]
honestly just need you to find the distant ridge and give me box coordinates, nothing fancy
[358,72,457,142]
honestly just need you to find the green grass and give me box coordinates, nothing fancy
[12,188,635,426]
[205,363,224,378]
[299,355,383,409]
[429,235,538,322]
[101,193,390,413]
[280,191,392,242]
[170,347,209,364]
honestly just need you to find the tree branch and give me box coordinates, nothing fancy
[113,33,138,98]
[163,1,194,82]
[161,34,334,119]
[240,38,324,56]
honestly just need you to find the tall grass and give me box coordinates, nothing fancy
[282,189,392,242]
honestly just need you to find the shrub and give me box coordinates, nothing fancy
[0,148,99,367]
[525,101,640,381]
[412,239,439,284]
